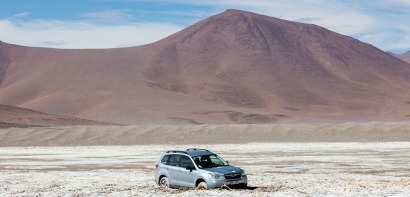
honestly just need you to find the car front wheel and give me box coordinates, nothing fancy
[238,183,247,189]
[159,176,169,188]
[196,181,208,190]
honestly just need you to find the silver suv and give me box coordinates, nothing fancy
[155,148,247,189]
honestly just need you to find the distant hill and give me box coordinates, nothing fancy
[394,51,410,63]
[1,9,410,124]
[0,104,114,128]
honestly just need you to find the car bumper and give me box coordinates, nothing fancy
[207,175,248,189]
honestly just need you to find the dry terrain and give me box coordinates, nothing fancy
[1,123,410,196]
[0,104,114,128]
[1,122,410,147]
[1,143,409,196]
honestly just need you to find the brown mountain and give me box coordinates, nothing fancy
[395,51,410,63]
[0,104,113,128]
[1,9,410,124]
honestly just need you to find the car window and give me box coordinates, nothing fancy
[180,155,194,168]
[161,155,170,164]
[168,155,181,167]
[192,154,228,169]
[210,155,225,165]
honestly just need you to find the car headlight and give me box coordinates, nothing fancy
[209,173,224,179]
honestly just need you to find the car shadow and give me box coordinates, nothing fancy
[242,186,258,190]
[229,185,258,190]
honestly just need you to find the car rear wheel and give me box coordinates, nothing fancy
[196,181,208,190]
[159,176,169,188]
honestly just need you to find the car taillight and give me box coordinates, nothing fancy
[155,163,159,170]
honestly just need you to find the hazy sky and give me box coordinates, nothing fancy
[1,0,409,53]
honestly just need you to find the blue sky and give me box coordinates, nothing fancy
[1,0,409,53]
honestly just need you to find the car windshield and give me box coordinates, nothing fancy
[192,154,228,169]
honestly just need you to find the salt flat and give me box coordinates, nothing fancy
[1,143,410,196]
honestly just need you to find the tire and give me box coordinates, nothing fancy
[159,176,169,188]
[196,181,208,190]
[238,183,247,189]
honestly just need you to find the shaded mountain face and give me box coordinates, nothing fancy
[1,9,410,124]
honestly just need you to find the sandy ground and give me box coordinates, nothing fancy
[2,122,410,147]
[1,143,410,196]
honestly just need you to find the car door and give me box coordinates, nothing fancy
[178,155,197,187]
[166,154,181,186]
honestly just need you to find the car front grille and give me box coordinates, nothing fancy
[224,173,241,180]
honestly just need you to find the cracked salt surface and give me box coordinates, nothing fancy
[1,143,410,196]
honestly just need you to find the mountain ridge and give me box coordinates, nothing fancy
[395,51,410,63]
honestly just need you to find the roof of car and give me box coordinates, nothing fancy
[166,148,214,157]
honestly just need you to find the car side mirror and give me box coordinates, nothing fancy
[226,161,229,165]
[186,165,194,172]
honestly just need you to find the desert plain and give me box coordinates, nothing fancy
[1,123,410,196]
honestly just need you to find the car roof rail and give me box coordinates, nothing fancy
[166,150,188,154]
[186,148,210,152]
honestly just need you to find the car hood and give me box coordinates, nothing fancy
[202,165,242,174]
